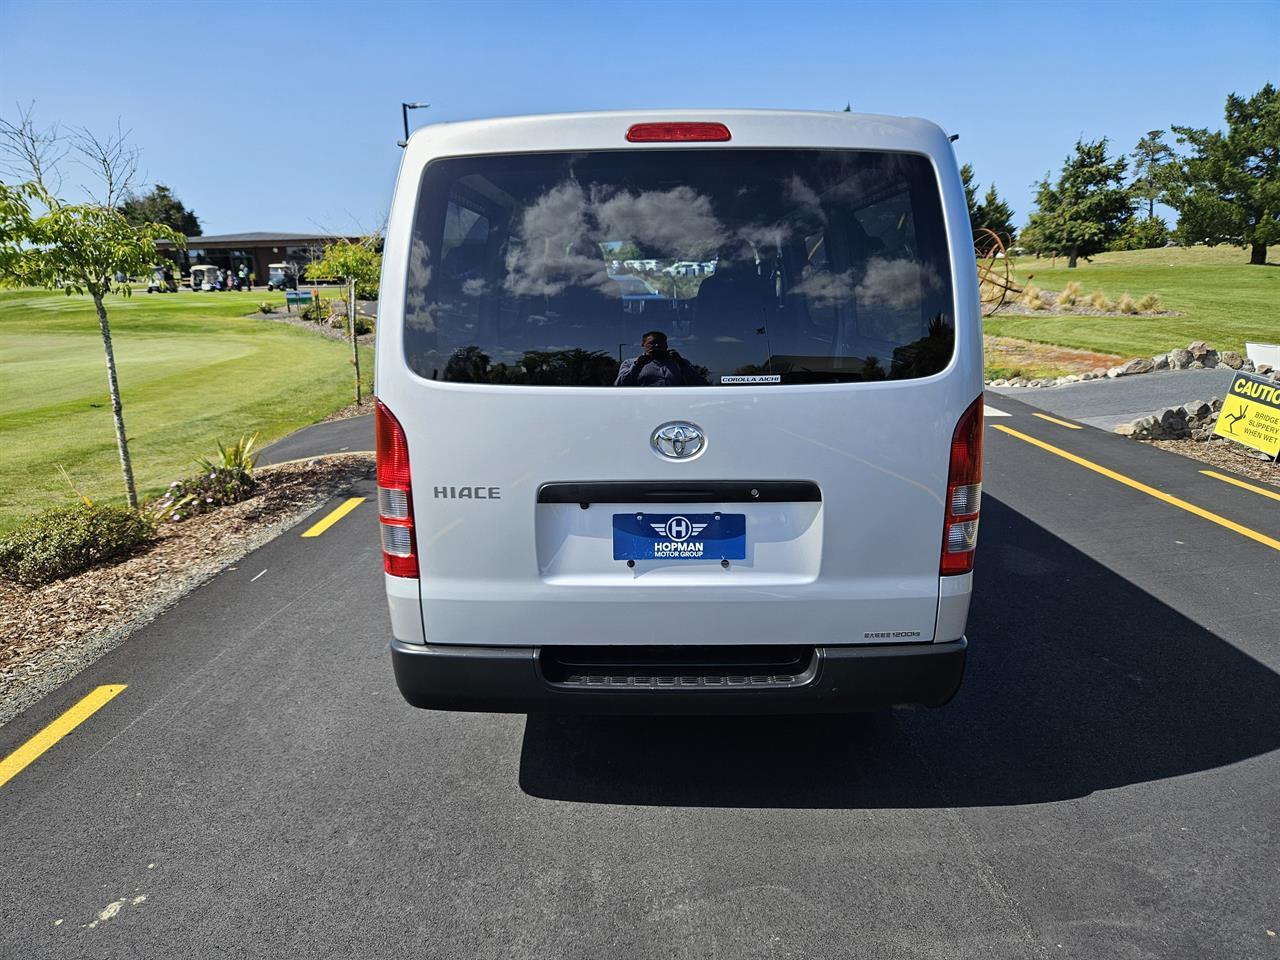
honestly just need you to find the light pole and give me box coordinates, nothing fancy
[398,102,431,147]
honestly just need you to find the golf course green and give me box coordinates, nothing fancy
[0,288,371,531]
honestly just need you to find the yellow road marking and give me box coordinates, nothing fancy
[1199,469,1280,503]
[1032,412,1083,430]
[0,684,126,788]
[301,497,366,538]
[993,425,1280,552]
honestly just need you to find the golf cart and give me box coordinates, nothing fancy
[146,266,178,293]
[266,262,298,291]
[189,264,219,291]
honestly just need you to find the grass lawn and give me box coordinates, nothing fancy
[0,289,372,532]
[983,245,1278,359]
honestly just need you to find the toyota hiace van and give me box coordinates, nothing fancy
[376,110,982,713]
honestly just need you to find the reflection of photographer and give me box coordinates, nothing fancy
[615,331,708,386]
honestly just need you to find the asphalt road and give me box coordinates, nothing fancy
[991,367,1240,430]
[3,396,1278,959]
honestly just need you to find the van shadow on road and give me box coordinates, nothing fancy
[518,496,1280,808]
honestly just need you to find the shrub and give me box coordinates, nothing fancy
[197,434,259,473]
[299,296,329,323]
[1058,281,1082,307]
[1110,216,1171,251]
[1088,291,1114,311]
[1136,293,1162,312]
[257,301,275,314]
[152,435,260,522]
[1018,283,1048,310]
[326,304,373,336]
[1117,293,1139,314]
[0,504,155,585]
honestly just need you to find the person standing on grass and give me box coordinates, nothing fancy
[238,264,249,291]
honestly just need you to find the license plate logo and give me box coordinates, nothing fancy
[612,513,746,561]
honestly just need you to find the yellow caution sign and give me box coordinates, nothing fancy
[1214,371,1280,458]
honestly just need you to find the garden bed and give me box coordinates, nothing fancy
[1144,439,1279,489]
[0,454,373,727]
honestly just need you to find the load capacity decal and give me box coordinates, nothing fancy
[1214,372,1280,458]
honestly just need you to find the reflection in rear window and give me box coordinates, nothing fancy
[405,149,954,386]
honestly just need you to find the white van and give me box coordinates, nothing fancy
[376,110,983,713]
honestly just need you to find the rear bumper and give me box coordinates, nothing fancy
[390,638,967,714]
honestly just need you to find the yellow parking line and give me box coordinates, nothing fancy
[1032,412,1082,430]
[0,684,126,788]
[993,425,1280,552]
[1199,470,1280,503]
[301,497,366,538]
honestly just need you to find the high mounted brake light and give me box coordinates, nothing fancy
[625,122,731,143]
[941,395,983,576]
[376,399,418,579]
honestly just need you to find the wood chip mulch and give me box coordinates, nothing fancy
[322,398,375,423]
[0,454,373,727]
[1145,439,1280,489]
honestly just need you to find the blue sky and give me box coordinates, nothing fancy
[2,0,1275,236]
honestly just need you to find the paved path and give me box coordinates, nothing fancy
[259,414,373,465]
[3,397,1278,959]
[991,367,1239,430]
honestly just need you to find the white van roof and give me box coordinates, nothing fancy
[401,108,954,163]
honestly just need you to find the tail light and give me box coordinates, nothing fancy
[626,122,731,143]
[941,396,983,576]
[376,400,418,578]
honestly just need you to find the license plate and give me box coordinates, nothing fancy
[612,512,746,561]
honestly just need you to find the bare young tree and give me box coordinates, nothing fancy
[0,100,67,194]
[70,119,141,207]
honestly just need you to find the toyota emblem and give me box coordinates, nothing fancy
[651,421,706,460]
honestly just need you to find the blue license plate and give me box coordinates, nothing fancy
[612,512,746,561]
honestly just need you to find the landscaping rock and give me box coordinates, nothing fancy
[989,378,1008,387]
[1220,350,1243,370]
[1185,400,1213,419]
[1242,359,1256,373]
[1168,348,1192,370]
[1117,357,1156,376]
[1190,360,1205,369]
[1152,353,1170,371]
[1092,367,1109,379]
[1258,363,1274,375]
[1187,340,1212,360]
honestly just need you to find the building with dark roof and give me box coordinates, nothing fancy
[156,231,362,284]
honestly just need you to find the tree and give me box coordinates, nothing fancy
[960,163,979,226]
[1021,138,1134,267]
[0,183,182,508]
[974,183,1017,240]
[0,101,66,195]
[1168,83,1279,265]
[1129,130,1177,219]
[306,239,382,403]
[119,184,200,237]
[1110,215,1170,251]
[960,165,1016,241]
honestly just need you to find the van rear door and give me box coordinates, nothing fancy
[379,134,977,648]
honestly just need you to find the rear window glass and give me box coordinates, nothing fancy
[405,149,954,386]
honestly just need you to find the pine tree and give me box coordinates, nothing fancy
[1129,130,1177,219]
[974,183,1016,240]
[1169,83,1279,265]
[1022,139,1134,267]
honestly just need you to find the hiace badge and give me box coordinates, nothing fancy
[612,512,746,561]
